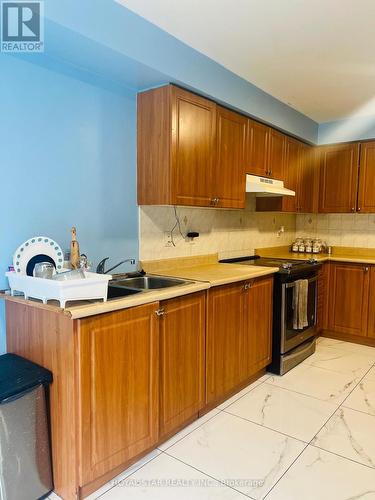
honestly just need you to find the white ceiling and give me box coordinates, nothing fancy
[117,0,375,123]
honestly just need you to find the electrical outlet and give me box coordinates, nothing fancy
[164,232,174,247]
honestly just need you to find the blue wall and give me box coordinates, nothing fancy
[318,116,375,144]
[0,55,138,352]
[0,1,324,353]
[41,1,318,143]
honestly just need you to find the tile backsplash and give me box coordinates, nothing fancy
[139,196,296,261]
[296,213,375,247]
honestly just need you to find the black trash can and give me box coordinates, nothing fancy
[0,354,53,500]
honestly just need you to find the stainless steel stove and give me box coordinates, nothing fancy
[220,255,322,375]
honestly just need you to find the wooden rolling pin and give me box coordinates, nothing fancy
[70,227,80,269]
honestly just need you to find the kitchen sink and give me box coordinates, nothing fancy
[110,275,191,290]
[107,285,142,300]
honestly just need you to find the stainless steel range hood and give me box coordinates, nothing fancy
[246,174,295,197]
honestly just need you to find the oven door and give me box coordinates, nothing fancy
[281,275,318,354]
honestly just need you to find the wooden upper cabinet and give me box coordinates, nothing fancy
[214,106,247,208]
[246,119,269,177]
[328,263,369,337]
[77,303,159,485]
[298,144,318,213]
[246,122,285,181]
[358,141,375,213]
[137,85,216,207]
[268,129,286,180]
[159,293,206,439]
[319,143,360,213]
[282,137,301,212]
[138,84,248,209]
[172,87,216,207]
[256,140,318,214]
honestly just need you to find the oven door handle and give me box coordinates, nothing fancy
[284,276,318,289]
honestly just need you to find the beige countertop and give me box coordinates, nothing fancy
[146,263,277,286]
[256,245,375,265]
[1,254,277,319]
[5,246,375,320]
[1,280,210,319]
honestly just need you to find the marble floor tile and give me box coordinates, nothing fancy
[343,379,375,416]
[266,446,375,500]
[158,409,221,451]
[365,365,375,381]
[86,449,162,500]
[304,345,374,378]
[267,363,360,404]
[224,383,337,442]
[317,337,375,359]
[312,407,375,468]
[217,374,271,410]
[99,453,247,500]
[166,411,306,499]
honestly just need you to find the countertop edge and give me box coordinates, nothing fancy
[66,281,210,319]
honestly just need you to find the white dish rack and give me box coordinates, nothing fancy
[6,271,112,308]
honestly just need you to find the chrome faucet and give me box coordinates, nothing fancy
[96,257,136,274]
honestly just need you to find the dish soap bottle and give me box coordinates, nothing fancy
[70,227,80,269]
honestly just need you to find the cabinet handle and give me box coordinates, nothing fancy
[358,207,361,212]
[215,198,220,205]
[243,282,252,291]
[155,308,166,317]
[351,207,355,212]
[210,198,216,205]
[364,267,369,273]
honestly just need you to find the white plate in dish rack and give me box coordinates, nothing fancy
[6,271,112,308]
[13,236,64,275]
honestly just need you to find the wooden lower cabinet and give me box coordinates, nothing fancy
[328,262,370,337]
[206,281,246,404]
[77,303,160,486]
[159,293,206,439]
[245,276,273,375]
[5,285,272,499]
[206,276,273,405]
[317,262,330,332]
[367,267,375,339]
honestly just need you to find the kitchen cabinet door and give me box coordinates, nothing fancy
[172,86,216,207]
[78,303,159,485]
[268,128,286,181]
[159,293,206,439]
[214,106,247,208]
[206,282,247,405]
[246,119,269,177]
[298,144,318,213]
[282,137,301,212]
[245,276,273,377]
[358,141,375,213]
[319,143,360,213]
[367,267,375,339]
[317,262,330,332]
[328,263,369,337]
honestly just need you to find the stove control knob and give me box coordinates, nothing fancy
[282,263,292,270]
[308,258,317,264]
